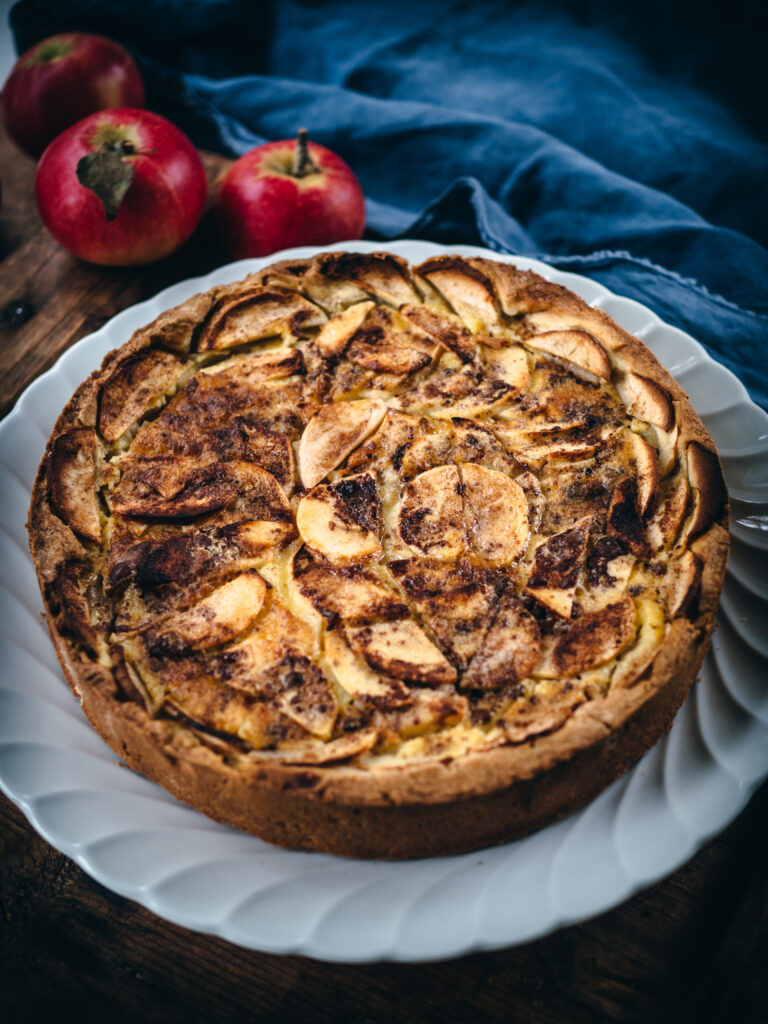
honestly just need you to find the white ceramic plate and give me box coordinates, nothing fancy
[1,240,767,964]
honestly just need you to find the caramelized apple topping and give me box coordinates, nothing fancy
[39,253,725,763]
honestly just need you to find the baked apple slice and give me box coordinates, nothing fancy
[291,547,407,626]
[462,596,541,689]
[535,597,637,678]
[99,348,186,443]
[526,329,611,381]
[392,365,512,419]
[197,347,304,384]
[607,478,652,559]
[48,428,102,544]
[320,252,421,307]
[146,570,267,655]
[298,399,387,489]
[345,619,457,686]
[389,559,505,668]
[399,304,476,362]
[325,630,412,708]
[462,464,529,565]
[647,474,690,552]
[296,472,382,563]
[479,342,530,392]
[526,516,592,618]
[416,256,502,332]
[398,464,465,560]
[615,371,675,431]
[625,430,660,515]
[197,289,326,350]
[315,300,375,357]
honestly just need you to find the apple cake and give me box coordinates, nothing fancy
[27,251,729,858]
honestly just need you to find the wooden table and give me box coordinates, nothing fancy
[0,121,766,1024]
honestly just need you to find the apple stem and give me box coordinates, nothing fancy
[292,128,320,177]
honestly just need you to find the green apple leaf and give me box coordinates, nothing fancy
[76,146,135,221]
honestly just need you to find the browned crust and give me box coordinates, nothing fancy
[27,252,730,859]
[45,591,714,858]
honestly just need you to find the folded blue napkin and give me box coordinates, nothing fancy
[12,0,768,408]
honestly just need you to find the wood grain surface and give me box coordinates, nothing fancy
[0,121,766,1024]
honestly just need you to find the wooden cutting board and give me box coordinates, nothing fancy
[0,124,233,418]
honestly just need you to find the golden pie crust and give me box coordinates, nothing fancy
[27,252,729,858]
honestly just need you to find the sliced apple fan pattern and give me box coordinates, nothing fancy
[49,254,719,765]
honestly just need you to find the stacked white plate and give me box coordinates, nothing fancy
[1,240,766,962]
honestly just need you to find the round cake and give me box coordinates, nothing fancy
[27,251,729,858]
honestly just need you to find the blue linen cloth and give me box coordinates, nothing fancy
[11,0,768,408]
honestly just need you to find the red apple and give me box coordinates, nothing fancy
[35,108,207,266]
[216,129,365,259]
[2,33,145,158]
